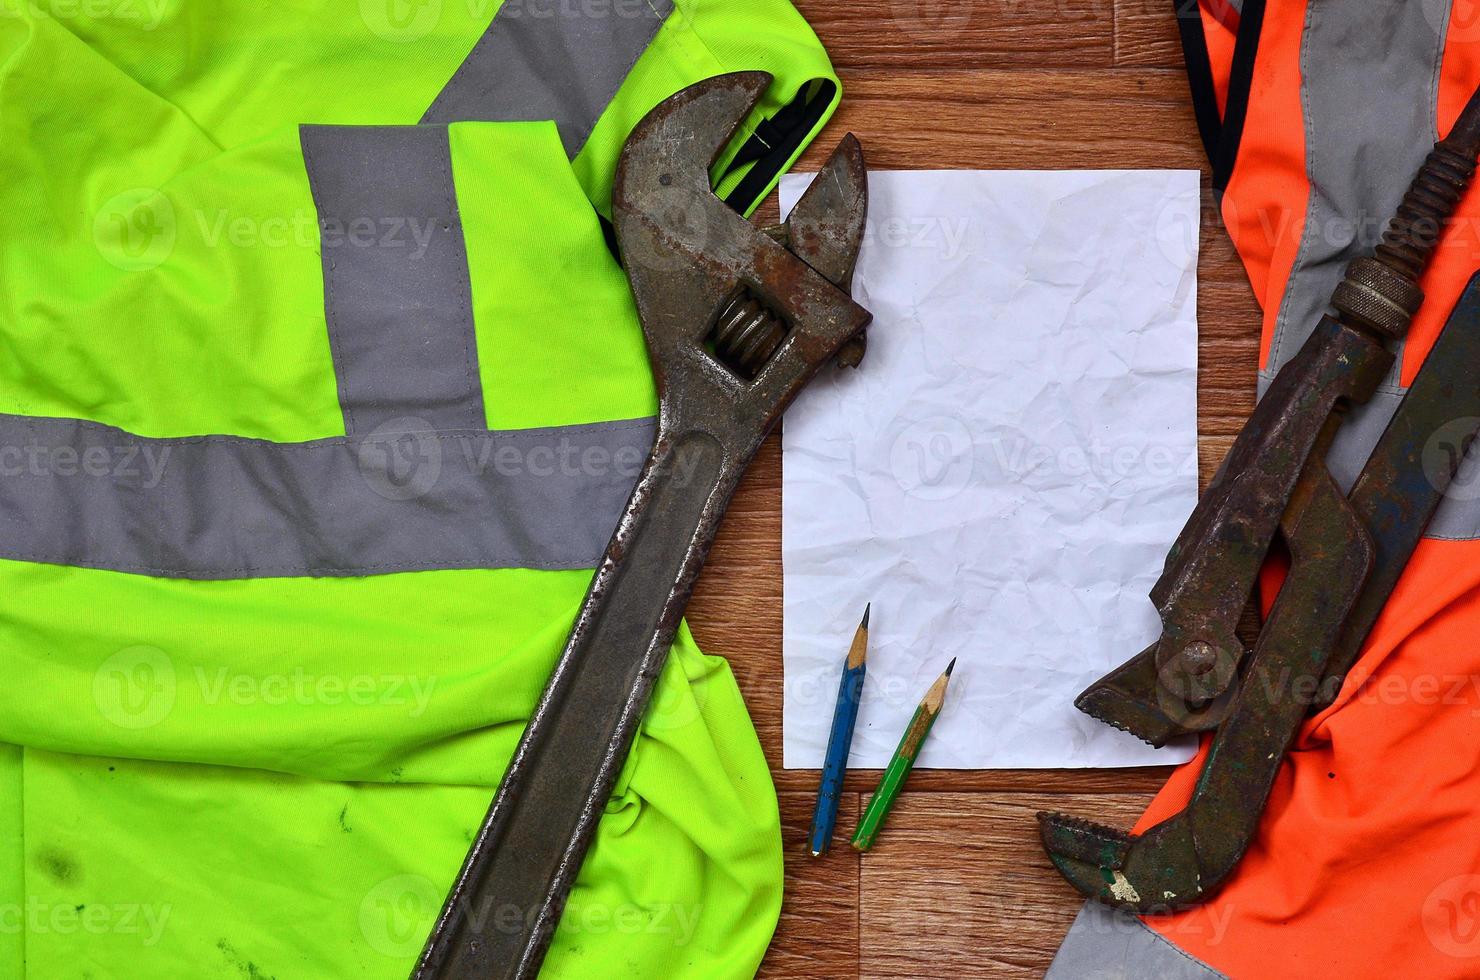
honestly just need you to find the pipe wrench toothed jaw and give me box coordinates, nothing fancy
[412,72,871,980]
[1040,87,1480,915]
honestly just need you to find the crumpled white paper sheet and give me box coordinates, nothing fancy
[779,169,1202,770]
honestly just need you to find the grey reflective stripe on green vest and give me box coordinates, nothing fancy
[1261,0,1480,539]
[0,126,661,580]
[1046,903,1225,980]
[0,414,654,579]
[0,8,681,580]
[301,125,485,436]
[423,0,676,158]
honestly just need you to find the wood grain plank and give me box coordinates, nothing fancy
[1115,0,1186,69]
[795,69,1203,174]
[856,793,1154,978]
[759,792,864,979]
[774,767,1176,797]
[793,0,1115,70]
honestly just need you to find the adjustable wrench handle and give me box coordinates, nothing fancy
[414,74,871,980]
[413,421,746,980]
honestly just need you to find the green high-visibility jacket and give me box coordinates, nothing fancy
[0,2,839,976]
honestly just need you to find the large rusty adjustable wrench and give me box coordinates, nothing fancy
[412,73,871,979]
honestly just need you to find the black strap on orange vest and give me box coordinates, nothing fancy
[1176,0,1266,191]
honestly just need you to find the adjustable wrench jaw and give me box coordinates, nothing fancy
[613,71,872,447]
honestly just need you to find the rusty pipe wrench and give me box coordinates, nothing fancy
[1039,84,1480,912]
[1072,88,1480,747]
[1039,276,1480,911]
[412,73,871,979]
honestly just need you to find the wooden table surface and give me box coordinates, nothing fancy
[685,3,1265,976]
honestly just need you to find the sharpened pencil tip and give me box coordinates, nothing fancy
[946,658,957,677]
[847,607,870,669]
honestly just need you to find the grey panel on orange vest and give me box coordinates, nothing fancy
[1266,0,1448,383]
[1258,0,1480,538]
[1045,902,1226,980]
[0,413,655,579]
[422,0,676,157]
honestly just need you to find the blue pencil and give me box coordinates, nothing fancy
[808,604,870,857]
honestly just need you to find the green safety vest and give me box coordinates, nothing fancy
[0,1,839,976]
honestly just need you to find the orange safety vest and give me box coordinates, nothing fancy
[1051,2,1480,977]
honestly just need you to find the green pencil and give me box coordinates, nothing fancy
[851,658,956,852]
